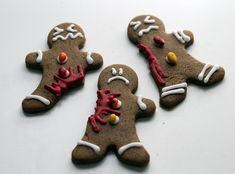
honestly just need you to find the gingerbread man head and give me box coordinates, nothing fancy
[128,15,166,45]
[47,23,86,49]
[98,64,138,93]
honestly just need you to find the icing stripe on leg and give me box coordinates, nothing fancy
[25,95,50,105]
[118,142,143,155]
[77,140,100,154]
[161,82,187,98]
[198,64,220,83]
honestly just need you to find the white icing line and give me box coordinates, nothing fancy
[130,21,141,30]
[53,27,64,36]
[107,76,129,85]
[25,95,50,105]
[198,63,210,81]
[161,88,185,98]
[118,68,123,75]
[203,64,220,83]
[111,68,117,75]
[67,24,77,33]
[144,16,155,24]
[162,82,187,92]
[137,95,147,111]
[86,52,94,64]
[178,30,190,42]
[173,31,185,44]
[36,50,43,63]
[118,142,143,155]
[52,32,83,42]
[138,25,159,37]
[77,140,100,154]
[172,30,191,44]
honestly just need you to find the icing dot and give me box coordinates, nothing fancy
[58,67,70,78]
[111,98,122,109]
[108,114,119,125]
[166,52,177,65]
[57,52,68,64]
[153,36,165,48]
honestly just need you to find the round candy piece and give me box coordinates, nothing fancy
[58,67,70,78]
[108,114,119,125]
[111,98,122,109]
[166,52,177,65]
[57,52,68,64]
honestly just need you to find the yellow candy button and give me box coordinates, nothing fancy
[166,52,177,65]
[108,114,119,125]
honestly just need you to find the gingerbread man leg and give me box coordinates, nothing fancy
[117,141,149,166]
[72,139,106,164]
[159,76,187,108]
[186,57,225,86]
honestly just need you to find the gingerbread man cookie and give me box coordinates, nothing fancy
[72,64,156,166]
[128,15,225,108]
[22,23,103,113]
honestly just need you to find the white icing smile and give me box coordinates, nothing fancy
[107,68,130,85]
[52,24,83,42]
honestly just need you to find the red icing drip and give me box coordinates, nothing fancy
[138,43,167,86]
[44,65,84,96]
[88,90,121,133]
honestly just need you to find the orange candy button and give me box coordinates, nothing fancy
[58,52,68,63]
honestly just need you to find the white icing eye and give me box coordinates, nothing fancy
[130,21,141,30]
[144,16,155,24]
[119,68,123,75]
[53,27,64,36]
[67,24,77,33]
[111,68,117,75]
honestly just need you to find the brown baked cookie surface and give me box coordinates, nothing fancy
[72,64,156,166]
[22,23,103,113]
[127,15,225,108]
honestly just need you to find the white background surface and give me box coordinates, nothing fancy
[0,0,235,173]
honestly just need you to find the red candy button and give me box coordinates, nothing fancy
[153,36,165,48]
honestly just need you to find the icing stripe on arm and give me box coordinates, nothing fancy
[86,52,94,64]
[77,140,100,154]
[137,95,147,111]
[36,50,43,63]
[172,30,191,44]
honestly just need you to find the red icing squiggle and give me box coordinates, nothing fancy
[88,90,121,133]
[138,43,167,86]
[44,65,84,96]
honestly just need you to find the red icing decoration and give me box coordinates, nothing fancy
[138,43,167,86]
[88,90,121,133]
[153,36,165,48]
[58,52,67,62]
[44,65,84,96]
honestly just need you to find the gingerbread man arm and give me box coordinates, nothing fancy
[172,30,194,48]
[84,52,103,70]
[25,50,44,69]
[135,95,156,119]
